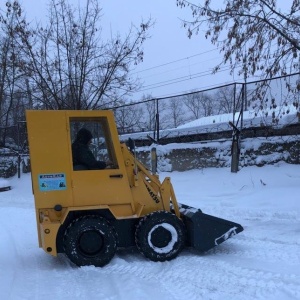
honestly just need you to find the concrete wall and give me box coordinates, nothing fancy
[135,136,300,172]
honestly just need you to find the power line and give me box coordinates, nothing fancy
[133,39,286,95]
[138,65,232,92]
[131,47,220,75]
[135,54,281,95]
[138,55,222,80]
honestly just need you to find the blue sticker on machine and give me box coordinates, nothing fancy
[38,173,67,191]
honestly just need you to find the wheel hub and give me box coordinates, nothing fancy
[78,230,103,256]
[150,225,172,248]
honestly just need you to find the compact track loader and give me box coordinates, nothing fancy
[26,110,243,267]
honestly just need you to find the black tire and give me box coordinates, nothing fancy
[63,215,117,267]
[135,211,186,262]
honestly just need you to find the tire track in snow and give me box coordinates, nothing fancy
[91,244,300,300]
[0,209,41,300]
[0,219,19,299]
[211,237,300,266]
[102,258,182,300]
[162,253,300,300]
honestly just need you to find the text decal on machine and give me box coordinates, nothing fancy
[38,173,67,192]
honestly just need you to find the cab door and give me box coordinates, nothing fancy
[67,112,135,217]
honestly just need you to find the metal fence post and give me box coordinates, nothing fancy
[151,147,157,174]
[231,135,240,173]
[229,121,241,173]
[156,99,159,144]
[17,154,21,178]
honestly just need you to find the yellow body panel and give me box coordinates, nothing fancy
[26,110,74,209]
[71,170,134,208]
[26,110,180,256]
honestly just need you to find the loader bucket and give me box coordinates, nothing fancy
[179,204,243,252]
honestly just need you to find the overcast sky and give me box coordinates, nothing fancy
[100,0,235,99]
[3,0,290,101]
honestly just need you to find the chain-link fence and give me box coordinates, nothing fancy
[114,73,300,146]
[1,73,300,177]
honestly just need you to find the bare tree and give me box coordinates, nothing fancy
[183,92,204,119]
[215,85,235,114]
[168,98,186,128]
[183,91,214,119]
[139,95,170,137]
[201,93,214,117]
[0,1,28,146]
[139,94,155,131]
[177,0,300,118]
[177,0,300,79]
[114,101,144,134]
[18,0,152,110]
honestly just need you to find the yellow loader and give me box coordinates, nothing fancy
[26,110,243,267]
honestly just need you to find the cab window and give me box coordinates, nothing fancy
[69,117,118,171]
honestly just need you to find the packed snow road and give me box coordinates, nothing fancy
[0,163,300,300]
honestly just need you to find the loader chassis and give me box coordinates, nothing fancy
[26,110,243,267]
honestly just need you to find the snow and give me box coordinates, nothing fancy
[0,178,10,189]
[0,162,300,299]
[177,106,299,129]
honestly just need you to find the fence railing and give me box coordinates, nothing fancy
[1,73,300,177]
[114,73,300,144]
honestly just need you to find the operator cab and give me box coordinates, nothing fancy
[69,117,118,171]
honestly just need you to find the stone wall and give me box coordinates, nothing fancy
[135,136,300,172]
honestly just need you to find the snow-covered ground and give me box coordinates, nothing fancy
[0,163,300,300]
[0,178,9,189]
